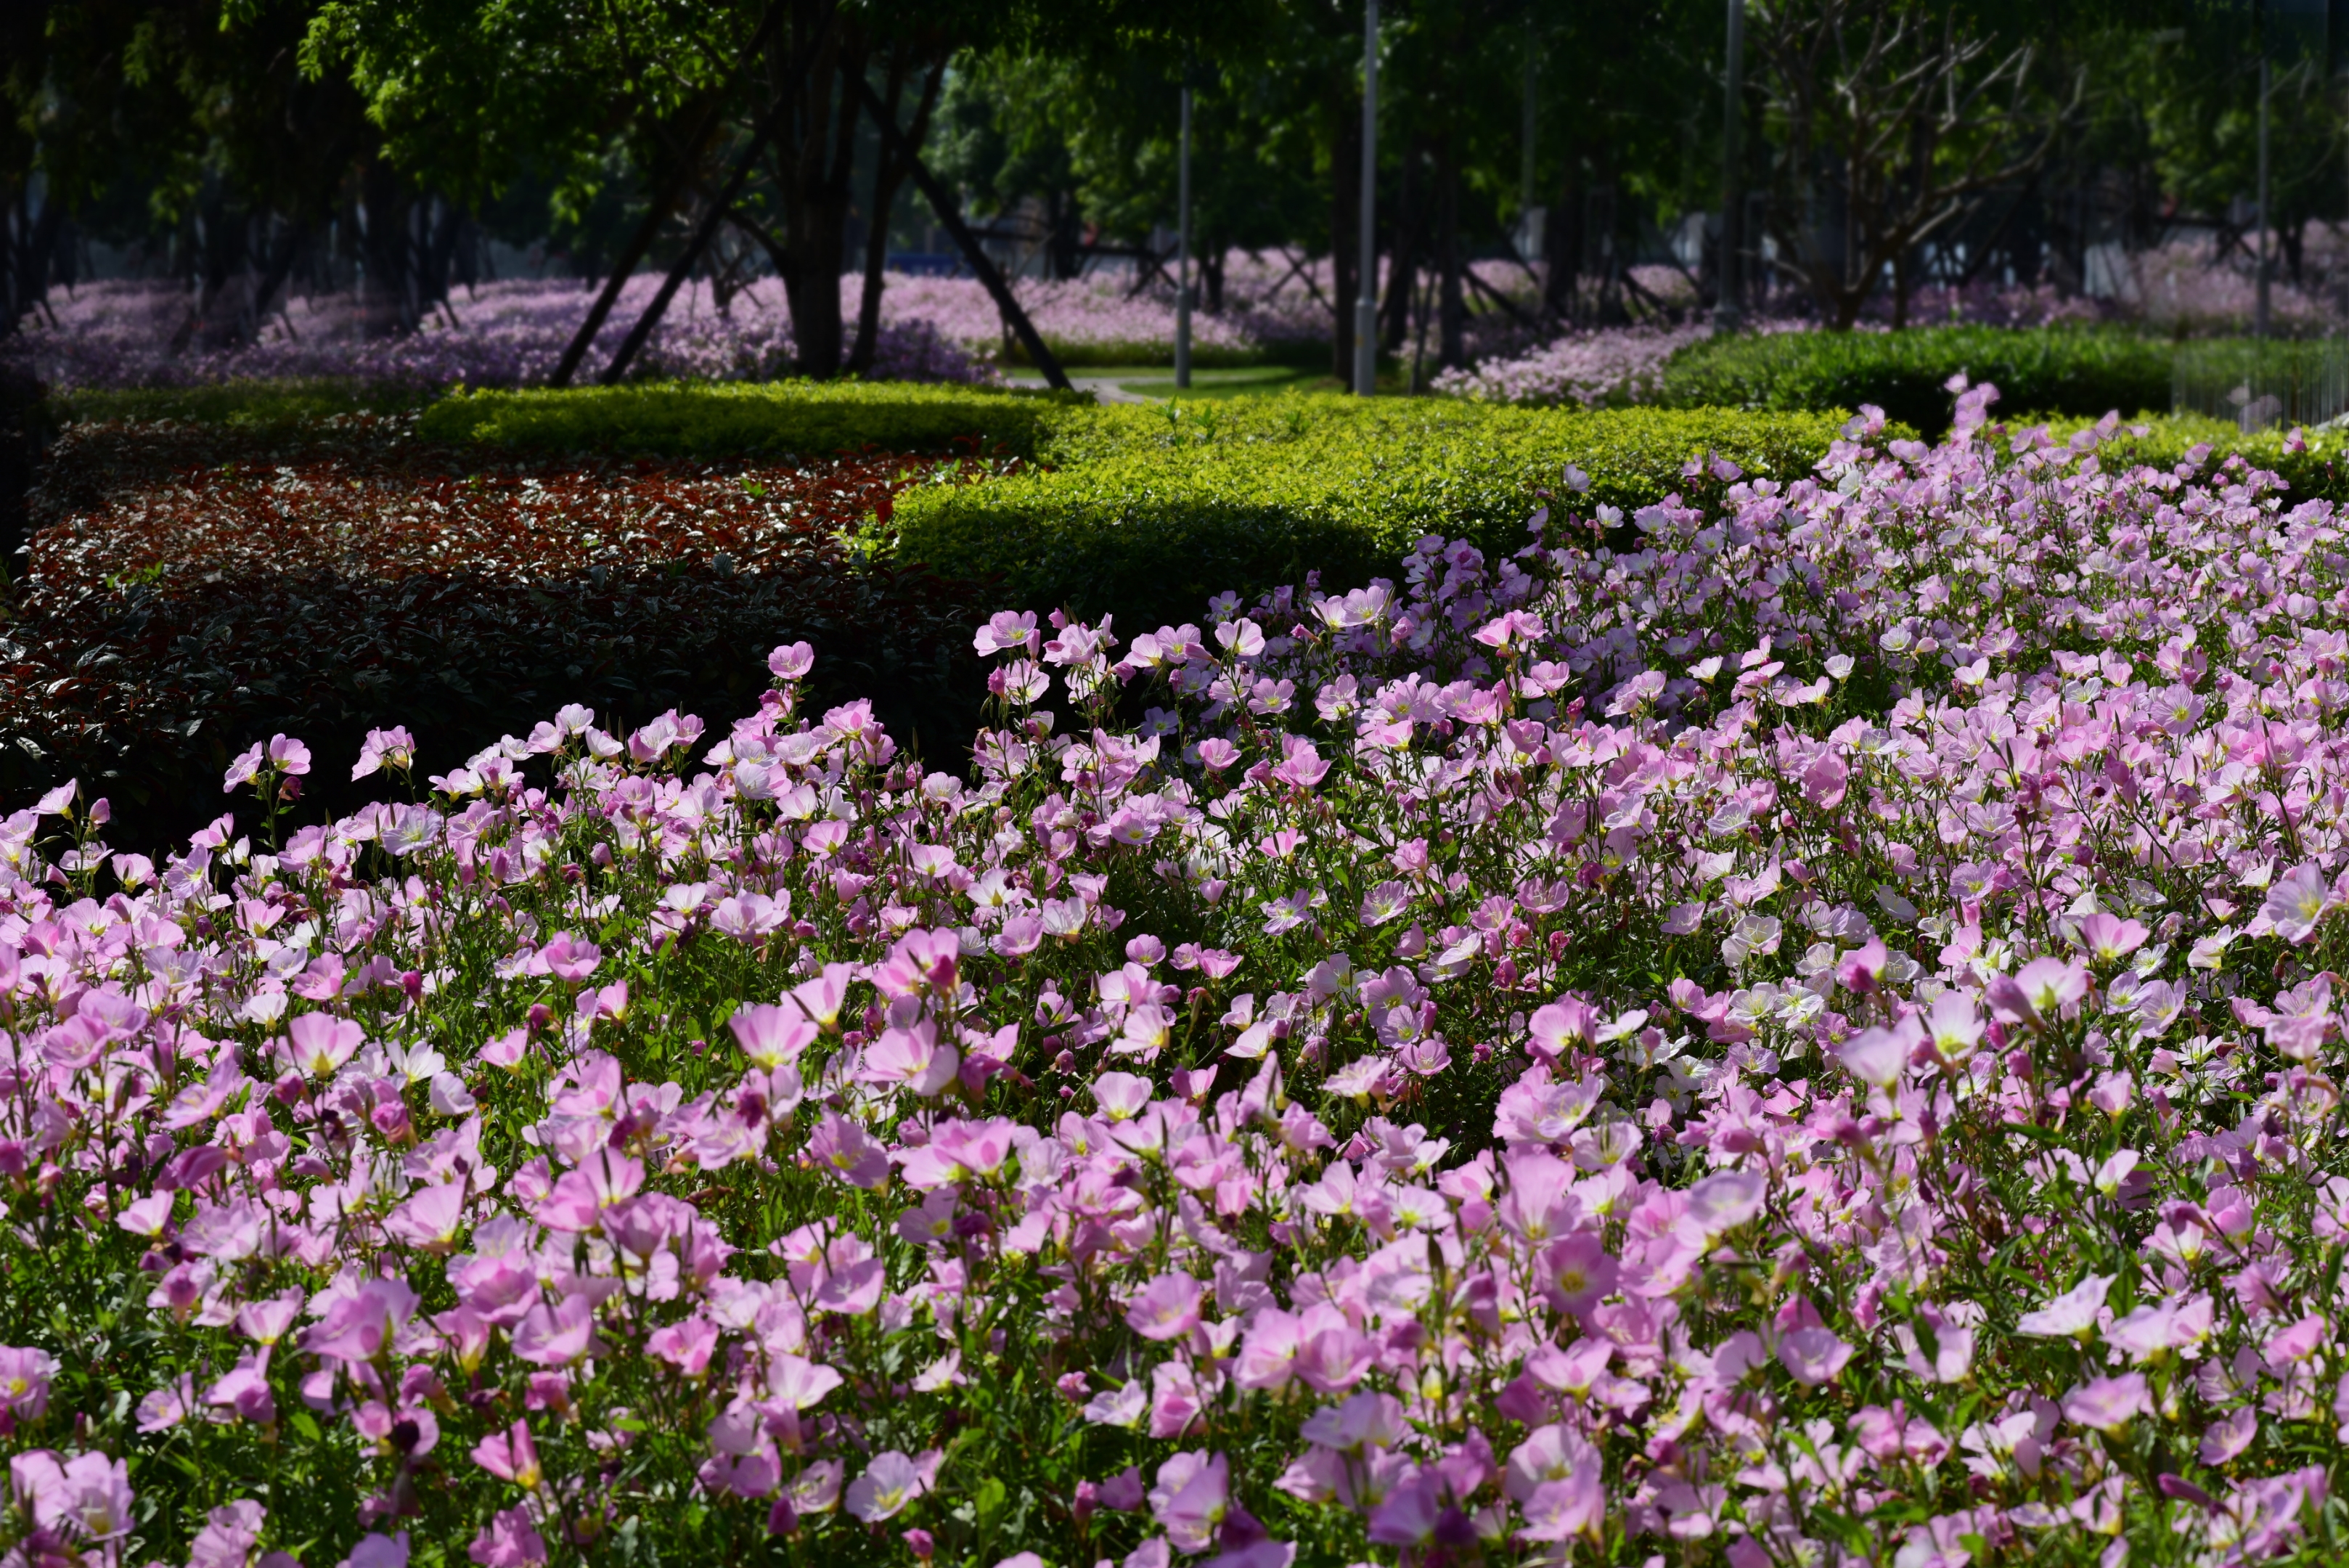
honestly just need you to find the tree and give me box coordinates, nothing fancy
[1749,0,2080,328]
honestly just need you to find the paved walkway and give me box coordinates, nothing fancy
[1000,370,1152,403]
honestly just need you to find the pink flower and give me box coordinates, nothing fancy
[845,1450,937,1523]
[813,1257,886,1316]
[343,1535,409,1568]
[1837,1024,1911,1089]
[1506,1425,1602,1543]
[303,1278,420,1364]
[728,1003,819,1069]
[1777,1328,1854,1386]
[2199,1408,2257,1466]
[973,612,1039,658]
[1682,1169,1768,1240]
[1233,1310,1300,1392]
[1146,1450,1228,1553]
[2017,1274,2112,1340]
[268,734,312,776]
[532,931,602,981]
[1291,1305,1374,1395]
[534,1148,645,1234]
[2076,911,2149,963]
[0,1346,58,1418]
[468,1509,546,1567]
[1127,1273,1206,1342]
[1540,1233,1619,1318]
[352,726,417,780]
[512,1296,597,1367]
[856,1019,959,1096]
[2265,862,2332,943]
[189,1500,267,1568]
[2062,1371,2151,1435]
[806,1114,891,1188]
[471,1421,542,1489]
[286,1013,364,1077]
[224,743,266,792]
[384,1180,469,1254]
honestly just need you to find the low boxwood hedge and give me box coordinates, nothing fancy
[415,379,1089,458]
[889,396,1864,632]
[1661,326,2176,437]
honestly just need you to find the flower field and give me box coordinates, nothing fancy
[2,380,2348,1568]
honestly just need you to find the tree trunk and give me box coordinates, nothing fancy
[1382,142,1419,351]
[244,219,308,340]
[773,23,860,380]
[1047,189,1082,280]
[1542,173,1580,325]
[1200,248,1224,314]
[849,54,947,375]
[358,155,416,338]
[4,184,68,337]
[1437,134,1463,369]
[1329,107,1357,382]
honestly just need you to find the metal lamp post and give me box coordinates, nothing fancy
[1717,0,1744,332]
[1354,0,1380,396]
[1176,82,1194,388]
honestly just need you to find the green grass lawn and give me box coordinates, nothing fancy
[1111,365,1326,399]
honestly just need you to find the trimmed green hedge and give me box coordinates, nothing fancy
[891,396,1863,632]
[1661,327,2175,437]
[415,380,1090,458]
[54,379,437,428]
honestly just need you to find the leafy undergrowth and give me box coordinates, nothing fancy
[1,415,994,849]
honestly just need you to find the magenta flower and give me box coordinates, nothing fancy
[1146,1450,1228,1553]
[807,1113,891,1189]
[844,1450,936,1523]
[345,1532,409,1568]
[223,743,266,791]
[1778,1328,1854,1386]
[285,1013,364,1077]
[728,1002,819,1069]
[303,1277,419,1364]
[1506,1425,1602,1543]
[267,734,311,776]
[511,1296,597,1368]
[2062,1371,2152,1435]
[467,1508,547,1567]
[1127,1273,1206,1343]
[532,931,602,981]
[1681,1169,1768,1241]
[2017,1273,2113,1340]
[2263,862,2332,943]
[0,1346,57,1418]
[470,1421,542,1489]
[189,1500,266,1568]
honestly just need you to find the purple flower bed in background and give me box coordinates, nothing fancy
[5,277,994,391]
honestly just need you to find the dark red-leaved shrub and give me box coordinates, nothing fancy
[1,416,992,848]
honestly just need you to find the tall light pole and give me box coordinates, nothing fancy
[1176,82,1195,388]
[2255,49,2271,340]
[1354,0,1380,396]
[1717,0,1744,332]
